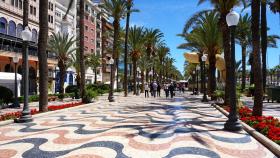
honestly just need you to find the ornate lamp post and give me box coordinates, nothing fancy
[201,54,208,102]
[192,70,196,95]
[224,10,242,131]
[136,67,140,96]
[196,65,200,95]
[12,55,20,108]
[15,27,33,123]
[108,58,115,102]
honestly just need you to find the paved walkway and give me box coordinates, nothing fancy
[0,93,276,158]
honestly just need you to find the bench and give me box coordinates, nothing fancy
[266,87,280,103]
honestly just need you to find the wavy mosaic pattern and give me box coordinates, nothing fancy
[0,94,276,158]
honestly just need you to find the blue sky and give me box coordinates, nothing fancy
[122,0,280,74]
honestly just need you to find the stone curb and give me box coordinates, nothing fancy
[0,101,101,127]
[212,103,280,157]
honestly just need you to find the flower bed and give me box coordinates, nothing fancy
[226,106,280,145]
[0,102,82,122]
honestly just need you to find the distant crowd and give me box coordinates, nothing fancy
[144,81,186,98]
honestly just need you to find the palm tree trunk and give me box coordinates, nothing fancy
[133,60,137,94]
[261,0,268,92]
[241,45,246,92]
[124,1,131,97]
[208,53,216,99]
[94,68,97,84]
[111,19,120,93]
[252,0,263,116]
[220,13,231,106]
[79,0,86,103]
[58,64,66,95]
[38,0,49,112]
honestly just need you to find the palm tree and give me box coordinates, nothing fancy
[48,33,76,95]
[261,0,268,92]
[196,0,247,105]
[38,0,49,112]
[124,0,139,96]
[138,54,152,92]
[236,13,251,92]
[128,26,145,94]
[79,0,86,103]
[156,44,170,84]
[252,0,263,116]
[86,54,101,84]
[102,0,127,96]
[182,12,223,98]
[144,28,164,81]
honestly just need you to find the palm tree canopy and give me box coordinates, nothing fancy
[48,33,77,65]
[102,0,127,20]
[236,13,251,47]
[128,25,146,60]
[86,54,101,70]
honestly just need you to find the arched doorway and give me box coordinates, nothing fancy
[16,24,23,38]
[8,20,16,37]
[0,17,7,34]
[69,73,74,86]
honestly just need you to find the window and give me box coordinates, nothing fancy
[19,0,22,9]
[85,36,88,41]
[91,17,95,23]
[48,2,53,11]
[48,15,53,23]
[91,49,94,53]
[85,25,88,31]
[85,47,88,51]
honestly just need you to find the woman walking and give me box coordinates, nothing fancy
[144,83,149,98]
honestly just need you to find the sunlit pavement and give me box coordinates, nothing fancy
[0,92,277,158]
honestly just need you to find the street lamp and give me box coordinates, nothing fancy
[15,26,33,123]
[108,58,115,102]
[201,54,208,102]
[192,70,196,95]
[196,65,200,95]
[136,67,141,96]
[224,10,242,131]
[12,55,20,108]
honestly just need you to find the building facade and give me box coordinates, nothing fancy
[0,0,56,95]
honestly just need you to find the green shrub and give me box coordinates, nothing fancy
[58,93,64,100]
[214,90,225,99]
[84,89,98,103]
[65,85,79,93]
[86,84,110,95]
[29,95,39,102]
[0,86,13,104]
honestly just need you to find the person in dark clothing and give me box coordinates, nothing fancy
[164,83,169,98]
[150,82,153,97]
[157,83,161,97]
[169,84,175,98]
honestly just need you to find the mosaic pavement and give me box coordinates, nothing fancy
[0,93,277,158]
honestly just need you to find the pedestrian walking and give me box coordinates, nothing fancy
[164,83,169,98]
[150,82,153,97]
[169,84,174,98]
[152,81,158,98]
[144,83,149,98]
[157,82,161,97]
